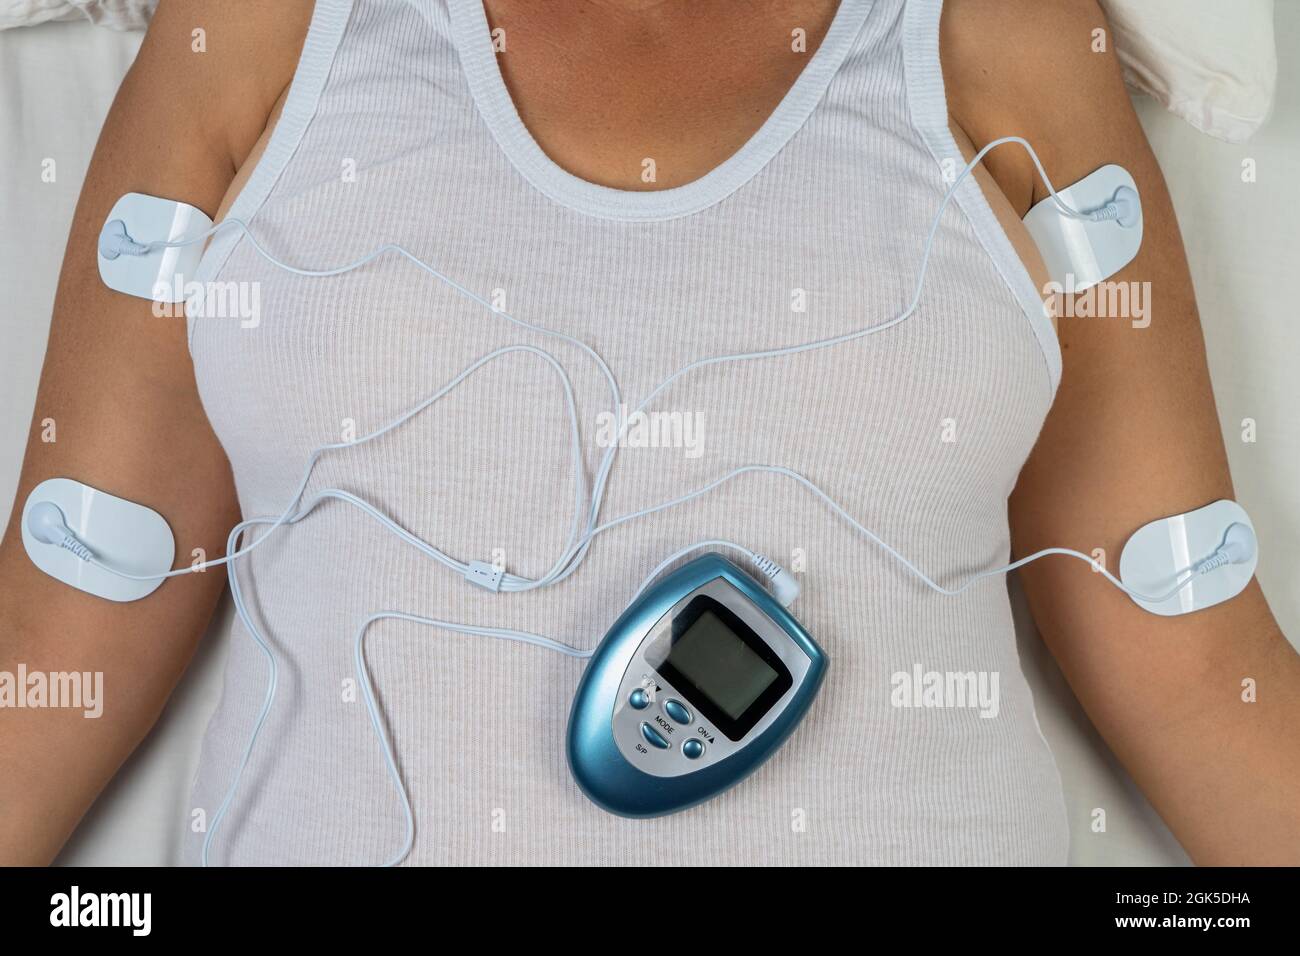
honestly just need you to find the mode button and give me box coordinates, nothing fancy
[664,699,692,725]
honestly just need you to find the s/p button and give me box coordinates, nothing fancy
[640,722,671,750]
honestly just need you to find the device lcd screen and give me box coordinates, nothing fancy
[664,609,779,721]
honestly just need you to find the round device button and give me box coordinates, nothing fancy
[628,688,650,710]
[682,738,705,760]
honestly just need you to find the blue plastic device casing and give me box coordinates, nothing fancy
[566,554,827,817]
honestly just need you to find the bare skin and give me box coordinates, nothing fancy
[1,0,1296,865]
[0,0,310,865]
[943,0,1300,864]
[488,0,842,190]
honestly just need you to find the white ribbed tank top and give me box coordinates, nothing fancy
[185,0,1068,865]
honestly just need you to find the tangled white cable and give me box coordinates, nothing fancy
[61,135,1247,865]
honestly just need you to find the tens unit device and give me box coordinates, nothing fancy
[568,554,827,817]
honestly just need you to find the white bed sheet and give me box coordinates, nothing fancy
[2,13,1296,867]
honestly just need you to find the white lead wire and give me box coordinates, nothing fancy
[120,136,1172,866]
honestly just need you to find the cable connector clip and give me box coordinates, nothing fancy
[465,560,504,592]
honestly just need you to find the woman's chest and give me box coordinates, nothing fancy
[194,192,1047,573]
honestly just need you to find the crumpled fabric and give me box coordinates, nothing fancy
[0,0,157,32]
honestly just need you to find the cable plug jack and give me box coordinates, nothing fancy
[1193,522,1257,575]
[26,501,94,562]
[1086,185,1140,228]
[98,219,153,260]
[749,552,800,608]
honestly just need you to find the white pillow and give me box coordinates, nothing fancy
[1099,0,1278,143]
[0,0,157,32]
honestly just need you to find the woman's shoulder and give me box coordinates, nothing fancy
[136,0,317,173]
[939,0,1126,216]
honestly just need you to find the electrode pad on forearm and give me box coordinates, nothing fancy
[1119,500,1258,616]
[22,478,174,602]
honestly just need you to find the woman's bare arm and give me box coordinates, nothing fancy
[0,0,312,865]
[945,0,1300,863]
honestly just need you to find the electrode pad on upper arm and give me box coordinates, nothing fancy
[1022,164,1143,293]
[98,192,213,303]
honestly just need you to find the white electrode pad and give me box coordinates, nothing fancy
[1119,499,1257,616]
[1023,164,1143,293]
[22,478,174,602]
[97,192,213,303]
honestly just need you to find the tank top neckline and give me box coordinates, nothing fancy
[445,0,876,222]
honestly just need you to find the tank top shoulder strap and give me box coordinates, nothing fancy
[899,0,1060,391]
